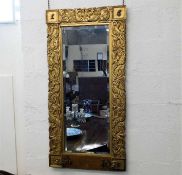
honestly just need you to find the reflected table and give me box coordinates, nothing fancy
[65,115,109,153]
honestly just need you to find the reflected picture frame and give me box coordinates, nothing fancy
[46,5,127,171]
[97,52,103,60]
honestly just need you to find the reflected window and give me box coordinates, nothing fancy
[73,60,96,72]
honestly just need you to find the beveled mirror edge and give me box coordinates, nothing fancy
[47,5,127,171]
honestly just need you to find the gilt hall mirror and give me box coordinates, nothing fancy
[46,5,127,171]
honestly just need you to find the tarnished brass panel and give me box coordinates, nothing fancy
[47,5,127,171]
[46,10,59,23]
[113,7,127,20]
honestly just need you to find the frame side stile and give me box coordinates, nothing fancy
[110,11,127,170]
[47,23,62,167]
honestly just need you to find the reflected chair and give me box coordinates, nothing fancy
[81,99,100,115]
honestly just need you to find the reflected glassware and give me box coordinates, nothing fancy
[66,106,72,121]
[72,103,78,112]
[80,108,84,115]
[71,111,80,128]
[77,108,86,123]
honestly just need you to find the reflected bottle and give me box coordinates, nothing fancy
[66,106,72,121]
[71,104,80,127]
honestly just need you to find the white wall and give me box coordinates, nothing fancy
[0,76,16,173]
[20,0,181,175]
[0,20,23,174]
[0,23,21,74]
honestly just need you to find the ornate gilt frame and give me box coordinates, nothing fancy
[46,5,127,171]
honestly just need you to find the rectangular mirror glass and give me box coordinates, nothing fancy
[62,25,110,154]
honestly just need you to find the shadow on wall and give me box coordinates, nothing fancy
[0,170,14,175]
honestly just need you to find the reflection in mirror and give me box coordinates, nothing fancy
[62,25,109,154]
